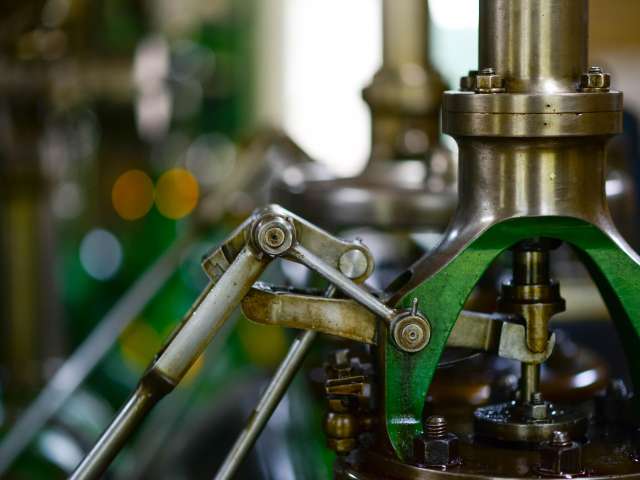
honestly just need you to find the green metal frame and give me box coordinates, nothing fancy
[385,216,640,459]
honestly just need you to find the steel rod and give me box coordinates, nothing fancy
[69,385,158,480]
[213,330,317,480]
[289,245,395,322]
[69,245,269,480]
[214,285,335,480]
[0,232,194,475]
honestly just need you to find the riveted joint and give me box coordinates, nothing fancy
[579,66,611,93]
[391,298,431,353]
[251,214,296,257]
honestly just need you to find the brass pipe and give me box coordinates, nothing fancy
[479,0,588,93]
[382,0,428,70]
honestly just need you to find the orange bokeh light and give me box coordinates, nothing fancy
[155,168,199,219]
[112,169,155,220]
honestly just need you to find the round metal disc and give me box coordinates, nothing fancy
[473,401,588,444]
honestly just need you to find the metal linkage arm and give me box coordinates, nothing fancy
[69,205,384,480]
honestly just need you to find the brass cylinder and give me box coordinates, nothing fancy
[382,0,428,70]
[479,0,588,93]
[456,137,608,221]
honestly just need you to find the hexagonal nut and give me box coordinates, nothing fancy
[539,441,582,475]
[523,401,549,421]
[413,433,460,467]
[474,73,505,93]
[580,71,611,92]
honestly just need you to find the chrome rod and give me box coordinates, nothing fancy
[289,244,395,322]
[214,285,336,480]
[0,232,194,475]
[70,246,269,480]
[214,330,317,480]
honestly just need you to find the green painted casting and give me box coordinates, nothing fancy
[385,216,640,459]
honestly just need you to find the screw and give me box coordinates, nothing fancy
[425,416,447,439]
[531,392,544,404]
[264,226,285,248]
[391,305,431,353]
[550,431,571,447]
[474,67,505,94]
[254,216,294,255]
[401,323,423,344]
[579,66,611,92]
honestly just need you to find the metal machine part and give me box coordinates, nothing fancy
[335,1,640,479]
[272,0,457,231]
[10,1,640,479]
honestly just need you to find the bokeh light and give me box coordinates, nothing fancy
[79,228,123,281]
[119,321,162,371]
[111,169,155,220]
[155,168,199,219]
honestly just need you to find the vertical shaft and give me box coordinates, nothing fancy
[382,0,428,69]
[479,0,588,93]
[521,362,541,404]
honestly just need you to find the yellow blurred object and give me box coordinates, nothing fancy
[155,168,200,219]
[119,321,162,371]
[112,169,155,221]
[181,353,205,386]
[237,317,288,369]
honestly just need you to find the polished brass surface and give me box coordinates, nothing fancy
[379,0,634,474]
[479,0,587,94]
[388,0,626,303]
[363,0,446,161]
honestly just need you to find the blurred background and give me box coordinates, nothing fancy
[0,0,639,479]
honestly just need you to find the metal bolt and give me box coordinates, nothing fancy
[424,416,447,439]
[413,415,460,467]
[531,392,544,404]
[265,227,285,248]
[550,431,571,447]
[401,323,424,345]
[339,248,369,279]
[459,70,478,91]
[579,65,611,92]
[255,216,294,256]
[539,431,583,475]
[391,305,431,353]
[474,67,506,94]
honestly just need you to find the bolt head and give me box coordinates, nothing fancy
[580,69,611,92]
[474,70,505,93]
[523,401,549,420]
[391,313,431,353]
[254,216,294,256]
[413,433,460,467]
[339,248,369,279]
[459,70,478,91]
[539,436,583,475]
